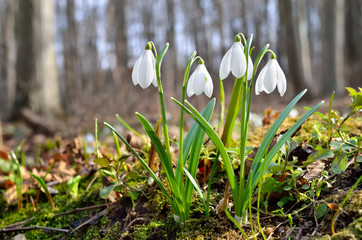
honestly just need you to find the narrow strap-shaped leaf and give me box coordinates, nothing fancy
[172,98,239,200]
[183,167,208,218]
[136,113,185,218]
[183,99,215,218]
[240,99,324,214]
[104,122,176,212]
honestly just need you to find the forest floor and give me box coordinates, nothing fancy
[0,95,361,240]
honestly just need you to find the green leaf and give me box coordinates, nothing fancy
[316,203,328,219]
[242,94,324,215]
[331,152,348,174]
[29,172,50,197]
[68,175,81,198]
[94,158,111,167]
[303,149,334,167]
[136,113,185,218]
[330,140,357,151]
[261,177,283,194]
[104,122,175,213]
[99,184,115,199]
[172,98,239,201]
[182,99,215,218]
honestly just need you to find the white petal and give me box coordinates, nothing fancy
[132,54,143,86]
[255,66,267,95]
[152,55,158,87]
[138,50,154,89]
[203,66,213,97]
[230,42,247,78]
[187,70,196,97]
[276,61,287,96]
[193,66,206,95]
[247,55,253,80]
[219,46,232,80]
[262,60,277,93]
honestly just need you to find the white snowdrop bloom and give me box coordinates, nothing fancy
[187,61,213,98]
[246,54,253,80]
[255,58,287,97]
[219,35,247,80]
[132,43,157,89]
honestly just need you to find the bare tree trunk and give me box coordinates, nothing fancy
[345,0,362,88]
[321,0,344,96]
[297,0,314,96]
[14,0,60,117]
[63,0,83,112]
[278,0,307,95]
[0,0,16,120]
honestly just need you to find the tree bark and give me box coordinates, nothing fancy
[0,0,16,120]
[278,0,307,95]
[321,0,344,96]
[14,0,60,118]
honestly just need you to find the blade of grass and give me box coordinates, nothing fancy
[172,98,239,201]
[116,114,143,138]
[29,172,55,210]
[104,122,176,212]
[136,113,185,220]
[182,99,215,218]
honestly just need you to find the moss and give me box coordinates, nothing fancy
[130,220,164,239]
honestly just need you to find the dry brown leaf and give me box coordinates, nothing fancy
[327,203,339,211]
[304,160,325,182]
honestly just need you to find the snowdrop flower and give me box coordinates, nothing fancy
[132,42,157,89]
[255,55,287,97]
[187,59,213,98]
[219,35,249,80]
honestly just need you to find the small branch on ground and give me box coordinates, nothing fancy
[0,225,70,233]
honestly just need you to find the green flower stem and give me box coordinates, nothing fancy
[331,175,362,235]
[237,79,248,217]
[177,51,197,196]
[155,43,171,158]
[218,77,225,135]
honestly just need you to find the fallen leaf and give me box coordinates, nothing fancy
[327,203,339,211]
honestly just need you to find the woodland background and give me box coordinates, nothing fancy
[0,0,361,124]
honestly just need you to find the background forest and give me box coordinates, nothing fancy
[0,0,361,126]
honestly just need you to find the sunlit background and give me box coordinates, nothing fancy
[0,0,360,129]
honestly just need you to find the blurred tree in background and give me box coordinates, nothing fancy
[0,0,361,121]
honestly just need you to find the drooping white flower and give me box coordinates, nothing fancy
[255,57,287,97]
[246,54,253,80]
[219,35,247,80]
[132,43,157,89]
[187,60,213,98]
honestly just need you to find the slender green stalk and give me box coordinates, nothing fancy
[177,51,197,194]
[83,139,88,166]
[331,175,362,235]
[257,179,267,240]
[154,43,171,159]
[112,132,122,156]
[95,118,99,158]
[206,151,219,216]
[225,208,249,239]
[327,92,335,148]
[218,77,225,135]
[116,114,143,138]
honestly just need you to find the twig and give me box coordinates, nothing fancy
[1,225,70,233]
[311,203,320,237]
[61,208,108,240]
[55,204,107,217]
[1,217,35,230]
